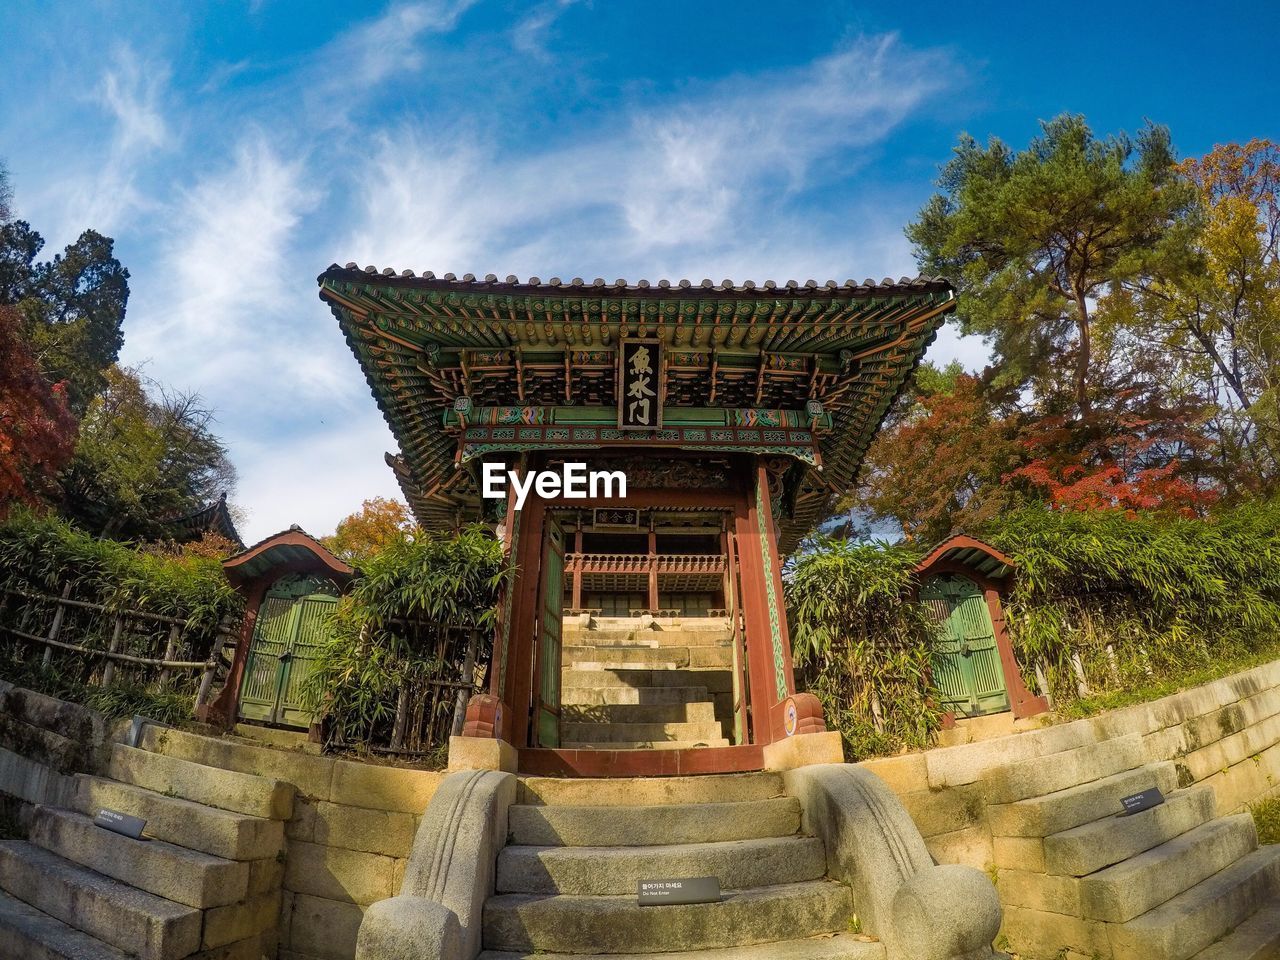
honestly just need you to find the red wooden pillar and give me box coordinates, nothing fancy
[734,459,824,744]
[571,523,583,610]
[647,520,659,612]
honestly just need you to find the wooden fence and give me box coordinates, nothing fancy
[0,584,240,713]
[331,618,488,759]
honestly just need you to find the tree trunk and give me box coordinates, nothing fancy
[1074,292,1092,416]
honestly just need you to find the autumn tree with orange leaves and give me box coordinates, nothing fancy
[855,120,1278,541]
[324,497,416,564]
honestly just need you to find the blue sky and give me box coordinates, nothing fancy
[2,1,1276,542]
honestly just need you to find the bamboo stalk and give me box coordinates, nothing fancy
[158,623,180,686]
[42,583,73,667]
[100,616,124,686]
[0,587,193,626]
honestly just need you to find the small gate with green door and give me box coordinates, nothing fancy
[920,574,1010,717]
[238,573,340,728]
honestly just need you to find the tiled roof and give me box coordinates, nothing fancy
[320,263,952,297]
[320,266,955,551]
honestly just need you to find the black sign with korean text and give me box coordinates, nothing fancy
[637,876,721,906]
[94,808,147,840]
[619,339,662,430]
[1119,787,1165,816]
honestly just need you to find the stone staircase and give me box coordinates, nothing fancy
[559,617,735,750]
[991,733,1280,959]
[477,771,883,959]
[0,739,290,960]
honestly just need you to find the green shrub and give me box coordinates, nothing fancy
[300,525,505,753]
[982,501,1280,706]
[84,684,195,726]
[787,537,941,758]
[0,507,241,650]
[1252,796,1280,845]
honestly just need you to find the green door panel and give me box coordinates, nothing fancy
[921,575,1010,718]
[238,596,296,723]
[535,516,565,747]
[238,575,339,729]
[277,595,337,727]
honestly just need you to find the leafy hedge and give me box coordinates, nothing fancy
[787,538,941,759]
[300,525,506,753]
[984,501,1280,705]
[788,500,1280,759]
[0,509,242,720]
[0,508,240,639]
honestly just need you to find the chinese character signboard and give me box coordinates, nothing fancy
[593,507,640,529]
[619,339,662,429]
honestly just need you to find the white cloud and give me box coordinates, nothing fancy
[17,17,963,539]
[232,412,405,543]
[37,45,173,240]
[121,133,358,425]
[621,34,950,246]
[341,33,955,278]
[511,0,584,61]
[302,0,478,118]
[98,48,169,156]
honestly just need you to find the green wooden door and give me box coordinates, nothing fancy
[239,575,339,728]
[921,575,1010,718]
[533,515,566,747]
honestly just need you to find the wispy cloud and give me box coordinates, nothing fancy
[126,134,337,417]
[342,33,955,274]
[42,45,173,238]
[511,0,584,61]
[6,10,975,540]
[301,0,478,119]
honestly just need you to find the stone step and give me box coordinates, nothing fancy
[1191,895,1280,960]
[0,713,89,774]
[483,880,853,954]
[1108,845,1280,960]
[1079,814,1259,923]
[560,685,710,707]
[560,720,725,744]
[562,669,734,693]
[0,841,201,960]
[497,835,827,895]
[1044,784,1217,877]
[107,742,294,820]
[231,723,322,754]
[563,634,661,648]
[71,774,284,862]
[987,733,1147,804]
[560,701,717,725]
[508,797,800,846]
[564,646,736,669]
[476,932,884,960]
[988,762,1178,838]
[27,805,250,910]
[563,631,735,648]
[561,739,732,750]
[518,772,783,807]
[0,887,131,960]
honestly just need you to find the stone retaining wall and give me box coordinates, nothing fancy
[860,657,1280,872]
[132,727,444,960]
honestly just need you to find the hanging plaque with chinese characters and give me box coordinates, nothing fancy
[618,339,662,429]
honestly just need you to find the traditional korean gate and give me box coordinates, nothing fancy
[238,574,339,728]
[921,574,1010,717]
[532,515,566,747]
